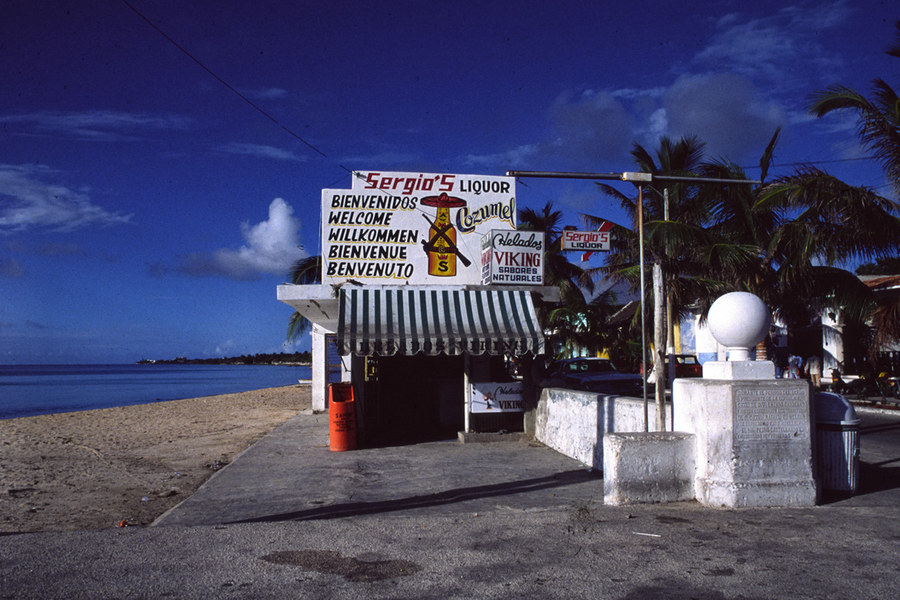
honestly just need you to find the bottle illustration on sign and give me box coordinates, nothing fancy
[421,193,471,277]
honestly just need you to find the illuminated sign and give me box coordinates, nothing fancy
[322,171,516,284]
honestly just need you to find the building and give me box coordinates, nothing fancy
[278,171,557,445]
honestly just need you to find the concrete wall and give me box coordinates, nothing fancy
[533,388,671,470]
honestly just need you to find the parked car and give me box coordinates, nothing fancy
[669,354,702,378]
[543,357,643,396]
[642,354,702,382]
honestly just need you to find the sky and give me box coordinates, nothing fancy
[1,0,897,364]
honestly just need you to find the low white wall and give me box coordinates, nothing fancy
[534,388,671,470]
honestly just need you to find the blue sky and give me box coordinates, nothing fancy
[1,0,896,364]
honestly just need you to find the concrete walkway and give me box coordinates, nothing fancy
[2,409,899,599]
[154,412,604,526]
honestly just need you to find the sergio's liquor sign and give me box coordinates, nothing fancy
[322,171,516,284]
[561,221,613,252]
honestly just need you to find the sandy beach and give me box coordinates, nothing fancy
[0,384,310,533]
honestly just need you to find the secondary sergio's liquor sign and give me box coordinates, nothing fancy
[322,171,516,284]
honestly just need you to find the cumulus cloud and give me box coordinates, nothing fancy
[472,74,785,170]
[662,73,785,161]
[457,3,849,172]
[0,164,132,232]
[463,89,637,171]
[172,198,306,280]
[548,90,634,163]
[215,142,306,162]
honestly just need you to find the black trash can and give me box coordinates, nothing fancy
[813,392,861,494]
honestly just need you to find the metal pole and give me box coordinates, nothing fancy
[507,170,760,186]
[664,187,675,430]
[638,185,648,432]
[506,170,622,181]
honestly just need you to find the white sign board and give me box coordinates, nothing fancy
[561,223,612,252]
[481,230,544,285]
[322,171,516,285]
[470,381,524,413]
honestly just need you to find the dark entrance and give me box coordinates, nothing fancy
[364,354,465,445]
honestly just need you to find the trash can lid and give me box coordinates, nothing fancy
[814,391,861,425]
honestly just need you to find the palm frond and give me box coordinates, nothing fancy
[289,255,322,284]
[287,310,312,341]
[759,128,781,183]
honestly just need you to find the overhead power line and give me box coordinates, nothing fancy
[120,0,342,168]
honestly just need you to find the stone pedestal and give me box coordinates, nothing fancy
[603,432,696,506]
[673,363,817,508]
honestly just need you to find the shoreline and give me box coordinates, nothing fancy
[0,384,311,533]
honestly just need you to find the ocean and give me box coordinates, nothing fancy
[0,363,313,420]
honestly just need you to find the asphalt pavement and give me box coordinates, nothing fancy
[2,408,899,599]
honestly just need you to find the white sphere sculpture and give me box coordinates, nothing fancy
[708,292,771,361]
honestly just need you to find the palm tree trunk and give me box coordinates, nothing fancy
[653,264,666,431]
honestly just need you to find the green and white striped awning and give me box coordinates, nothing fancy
[337,287,544,356]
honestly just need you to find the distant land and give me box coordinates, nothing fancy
[137,351,312,366]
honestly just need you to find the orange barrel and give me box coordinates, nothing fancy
[328,383,357,451]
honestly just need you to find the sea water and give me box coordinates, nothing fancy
[0,364,312,420]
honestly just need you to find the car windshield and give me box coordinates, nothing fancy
[570,360,617,373]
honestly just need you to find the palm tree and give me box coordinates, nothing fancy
[286,255,322,342]
[587,136,711,321]
[586,136,711,423]
[545,288,623,360]
[519,201,594,305]
[808,86,899,197]
[685,126,894,344]
[517,202,597,357]
[774,22,900,356]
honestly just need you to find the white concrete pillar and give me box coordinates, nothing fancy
[822,309,844,377]
[311,324,328,412]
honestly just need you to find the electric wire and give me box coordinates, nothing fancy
[120,0,348,174]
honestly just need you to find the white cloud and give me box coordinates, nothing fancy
[464,144,540,167]
[177,198,306,280]
[0,164,132,232]
[663,73,785,161]
[693,1,849,85]
[243,87,289,100]
[457,4,848,172]
[216,142,306,162]
[548,90,634,163]
[214,340,237,356]
[0,110,191,141]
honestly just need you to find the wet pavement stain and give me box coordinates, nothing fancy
[260,550,421,582]
[655,515,691,524]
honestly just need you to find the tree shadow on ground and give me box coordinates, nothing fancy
[228,469,599,524]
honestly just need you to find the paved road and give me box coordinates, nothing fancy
[2,409,898,599]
